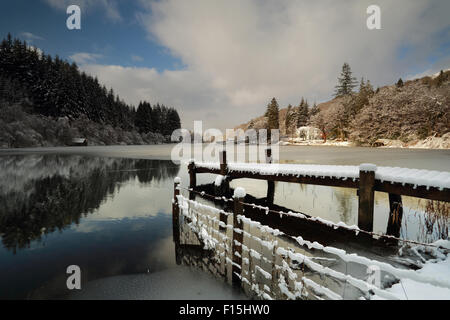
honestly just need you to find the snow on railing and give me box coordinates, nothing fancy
[241,201,450,251]
[237,212,450,291]
[177,185,449,252]
[174,194,449,300]
[193,162,450,190]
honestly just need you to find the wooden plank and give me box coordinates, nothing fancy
[188,162,196,200]
[194,164,449,202]
[358,170,375,232]
[232,195,244,287]
[195,166,358,188]
[266,148,275,204]
[238,200,384,248]
[188,162,197,188]
[172,181,180,243]
[374,181,449,202]
[195,167,221,174]
[386,194,403,238]
[228,171,359,189]
[220,150,227,175]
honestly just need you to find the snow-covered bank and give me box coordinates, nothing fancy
[374,254,450,300]
[280,133,450,149]
[281,139,352,147]
[0,105,169,149]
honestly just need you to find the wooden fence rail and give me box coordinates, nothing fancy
[173,192,435,300]
[187,148,449,234]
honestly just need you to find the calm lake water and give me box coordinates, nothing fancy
[0,145,448,299]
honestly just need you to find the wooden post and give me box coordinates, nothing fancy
[266,148,275,205]
[175,242,182,266]
[188,161,196,200]
[386,194,403,238]
[220,150,227,175]
[270,243,278,294]
[218,149,230,196]
[173,179,181,244]
[358,166,376,232]
[232,190,244,287]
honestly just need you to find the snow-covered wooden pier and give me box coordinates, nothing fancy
[188,149,449,233]
[171,180,450,300]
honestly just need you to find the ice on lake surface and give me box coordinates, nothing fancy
[68,266,247,300]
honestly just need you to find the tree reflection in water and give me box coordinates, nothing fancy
[0,155,179,253]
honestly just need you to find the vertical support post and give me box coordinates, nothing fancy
[270,243,278,294]
[220,150,227,175]
[284,249,295,295]
[174,242,181,266]
[232,189,244,287]
[358,165,376,232]
[266,148,275,205]
[386,194,403,238]
[219,149,230,196]
[188,161,196,200]
[218,147,230,230]
[172,179,181,244]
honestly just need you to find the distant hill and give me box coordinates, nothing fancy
[235,97,346,135]
[235,70,450,146]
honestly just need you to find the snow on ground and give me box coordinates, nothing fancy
[408,133,450,149]
[282,135,450,149]
[374,256,450,300]
[285,139,352,147]
[195,162,450,190]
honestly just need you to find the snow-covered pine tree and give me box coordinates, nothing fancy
[265,97,280,130]
[0,34,181,137]
[296,98,309,127]
[309,102,319,118]
[284,104,293,136]
[334,63,358,97]
[135,102,153,134]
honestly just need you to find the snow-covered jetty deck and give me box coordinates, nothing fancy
[188,149,449,233]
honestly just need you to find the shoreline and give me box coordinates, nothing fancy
[1,141,450,154]
[281,137,450,150]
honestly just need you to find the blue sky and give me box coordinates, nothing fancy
[0,0,181,71]
[1,0,449,130]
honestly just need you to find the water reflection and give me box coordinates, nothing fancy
[0,155,180,299]
[0,155,179,253]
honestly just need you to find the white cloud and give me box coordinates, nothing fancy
[81,0,450,130]
[20,32,44,42]
[44,0,122,22]
[79,64,226,129]
[69,52,103,65]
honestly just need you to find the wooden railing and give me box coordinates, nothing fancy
[187,148,449,234]
[172,189,450,300]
